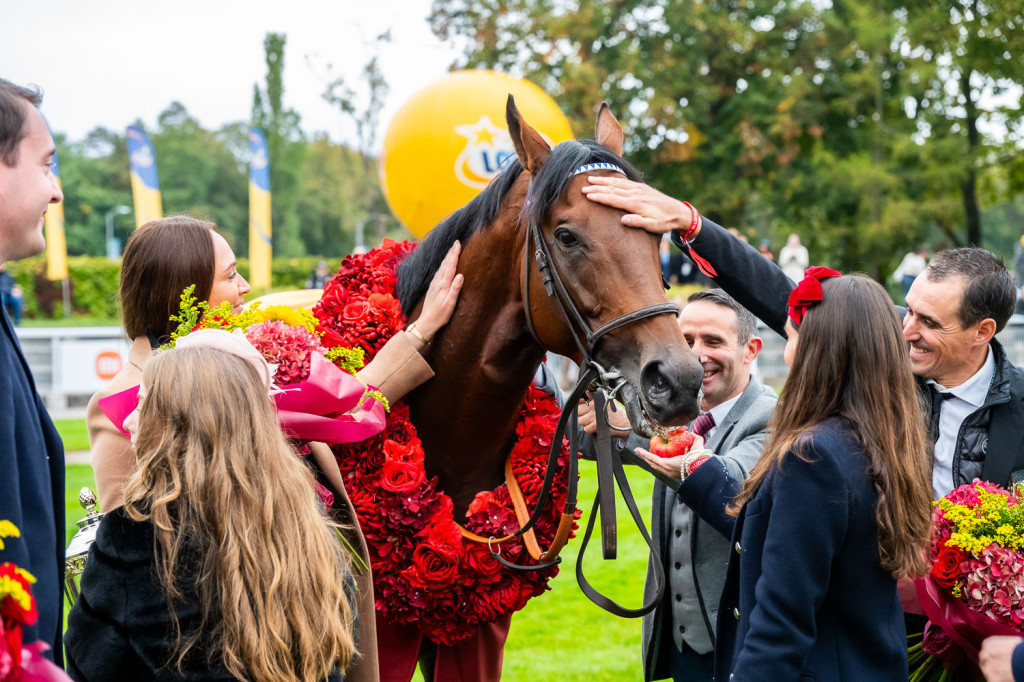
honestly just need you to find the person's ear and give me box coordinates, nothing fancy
[974,318,997,346]
[743,337,763,365]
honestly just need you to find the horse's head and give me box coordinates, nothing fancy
[507,97,704,435]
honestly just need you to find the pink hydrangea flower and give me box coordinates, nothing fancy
[245,320,325,386]
[962,543,1024,627]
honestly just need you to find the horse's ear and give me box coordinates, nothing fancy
[595,102,624,156]
[506,94,550,175]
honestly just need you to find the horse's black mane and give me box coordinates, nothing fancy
[396,138,642,318]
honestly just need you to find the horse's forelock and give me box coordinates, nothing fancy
[523,139,642,229]
[395,157,526,318]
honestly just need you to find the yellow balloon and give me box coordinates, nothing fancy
[380,70,574,237]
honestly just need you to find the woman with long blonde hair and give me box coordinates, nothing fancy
[639,271,933,681]
[66,346,356,681]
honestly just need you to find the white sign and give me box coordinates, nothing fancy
[57,338,130,394]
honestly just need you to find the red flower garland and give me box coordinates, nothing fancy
[314,240,578,645]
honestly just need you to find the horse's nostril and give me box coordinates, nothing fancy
[642,362,672,404]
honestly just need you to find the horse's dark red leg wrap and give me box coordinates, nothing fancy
[432,613,512,682]
[375,612,512,682]
[376,615,422,682]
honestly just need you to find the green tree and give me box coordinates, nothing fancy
[56,127,133,257]
[902,0,1024,247]
[252,32,307,257]
[150,102,249,251]
[317,31,403,247]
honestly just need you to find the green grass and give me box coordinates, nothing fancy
[64,461,657,680]
[65,464,98,544]
[54,418,90,452]
[22,316,120,327]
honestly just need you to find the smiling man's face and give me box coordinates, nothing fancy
[679,300,757,410]
[0,103,63,262]
[903,274,981,387]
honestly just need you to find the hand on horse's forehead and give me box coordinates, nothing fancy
[581,176,689,236]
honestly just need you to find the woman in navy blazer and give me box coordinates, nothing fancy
[639,273,934,682]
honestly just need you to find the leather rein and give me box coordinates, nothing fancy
[459,163,677,618]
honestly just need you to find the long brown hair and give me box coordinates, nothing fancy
[123,347,355,681]
[119,216,216,343]
[731,275,932,578]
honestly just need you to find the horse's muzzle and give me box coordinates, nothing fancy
[639,357,703,427]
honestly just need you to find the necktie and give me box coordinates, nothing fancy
[692,412,716,440]
[928,384,954,443]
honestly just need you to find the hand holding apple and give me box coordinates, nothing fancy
[649,427,698,458]
[636,429,707,481]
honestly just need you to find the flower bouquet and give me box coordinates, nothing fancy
[98,285,388,449]
[908,480,1024,681]
[1,521,73,682]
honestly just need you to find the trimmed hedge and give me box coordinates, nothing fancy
[6,256,345,322]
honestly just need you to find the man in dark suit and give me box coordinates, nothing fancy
[0,78,67,663]
[581,175,1024,499]
[578,289,777,682]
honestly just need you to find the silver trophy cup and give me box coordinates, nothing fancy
[64,487,105,606]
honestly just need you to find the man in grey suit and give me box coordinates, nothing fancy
[579,289,777,682]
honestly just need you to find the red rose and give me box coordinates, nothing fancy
[465,543,503,578]
[380,460,425,493]
[409,543,460,588]
[384,438,423,464]
[931,544,968,589]
[342,300,373,325]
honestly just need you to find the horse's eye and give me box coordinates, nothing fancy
[554,228,579,248]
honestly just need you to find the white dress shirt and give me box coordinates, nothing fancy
[929,346,995,498]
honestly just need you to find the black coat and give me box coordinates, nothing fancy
[0,306,65,663]
[679,419,906,681]
[65,507,345,682]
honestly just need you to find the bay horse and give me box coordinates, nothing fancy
[389,97,704,680]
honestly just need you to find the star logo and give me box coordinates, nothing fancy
[453,116,516,190]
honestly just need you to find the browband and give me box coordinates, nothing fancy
[572,162,626,177]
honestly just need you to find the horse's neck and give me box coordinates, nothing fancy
[405,228,547,515]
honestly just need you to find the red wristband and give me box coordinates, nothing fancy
[680,201,700,242]
[672,202,718,278]
[687,456,711,475]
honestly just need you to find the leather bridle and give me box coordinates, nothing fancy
[472,164,678,618]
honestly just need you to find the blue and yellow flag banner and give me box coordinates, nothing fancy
[248,127,272,290]
[44,120,68,280]
[126,126,162,226]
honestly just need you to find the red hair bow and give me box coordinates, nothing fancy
[787,266,842,326]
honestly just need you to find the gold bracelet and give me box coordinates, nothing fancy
[407,323,431,346]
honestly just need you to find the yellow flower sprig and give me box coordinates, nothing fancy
[0,519,20,550]
[0,520,37,615]
[325,345,366,375]
[936,486,1024,554]
[0,565,36,614]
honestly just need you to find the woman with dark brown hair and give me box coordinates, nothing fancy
[87,216,251,511]
[638,271,933,681]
